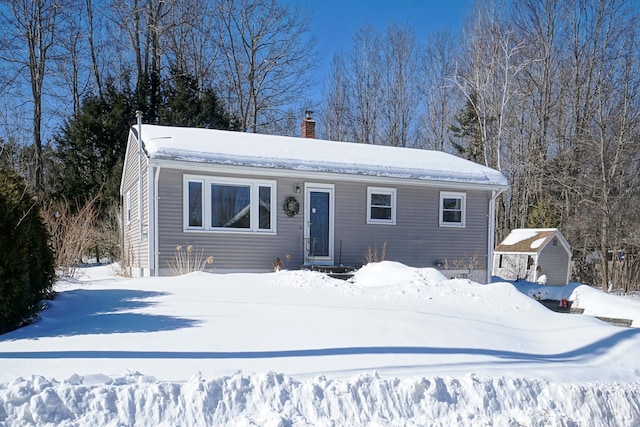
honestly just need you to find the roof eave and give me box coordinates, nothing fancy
[148,157,509,191]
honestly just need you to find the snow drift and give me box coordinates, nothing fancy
[2,261,640,425]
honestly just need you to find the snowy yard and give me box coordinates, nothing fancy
[1,261,640,426]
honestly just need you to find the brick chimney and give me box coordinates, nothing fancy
[301,110,315,139]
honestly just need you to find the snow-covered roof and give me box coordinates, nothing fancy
[135,124,508,188]
[495,228,571,254]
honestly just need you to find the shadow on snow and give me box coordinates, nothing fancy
[1,329,639,364]
[0,289,200,340]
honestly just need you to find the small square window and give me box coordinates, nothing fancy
[367,187,396,224]
[125,191,132,225]
[439,191,466,227]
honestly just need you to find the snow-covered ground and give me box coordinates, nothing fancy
[2,261,640,426]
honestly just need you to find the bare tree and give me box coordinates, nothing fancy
[86,0,103,98]
[451,0,532,243]
[561,0,640,290]
[503,0,564,233]
[109,0,180,116]
[55,0,89,117]
[0,0,67,188]
[164,0,220,91]
[347,25,382,145]
[379,24,421,147]
[453,1,530,172]
[215,0,318,133]
[322,54,353,141]
[419,30,460,151]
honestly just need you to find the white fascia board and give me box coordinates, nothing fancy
[533,231,572,258]
[149,158,509,192]
[493,251,538,256]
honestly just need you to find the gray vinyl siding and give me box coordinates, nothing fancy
[157,169,305,272]
[156,168,491,273]
[121,133,149,271]
[334,183,489,269]
[538,242,570,285]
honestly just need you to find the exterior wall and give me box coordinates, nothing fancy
[157,168,305,273]
[155,167,491,277]
[121,132,150,276]
[333,183,489,272]
[493,239,570,285]
[493,253,534,281]
[538,242,570,285]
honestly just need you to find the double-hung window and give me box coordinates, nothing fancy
[439,191,466,227]
[367,187,396,224]
[184,175,275,233]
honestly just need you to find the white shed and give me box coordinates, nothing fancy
[492,228,572,286]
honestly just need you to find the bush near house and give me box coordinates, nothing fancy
[0,170,55,334]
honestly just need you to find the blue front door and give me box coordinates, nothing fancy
[305,185,334,264]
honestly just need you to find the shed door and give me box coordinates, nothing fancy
[304,184,334,265]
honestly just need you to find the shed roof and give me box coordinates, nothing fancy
[134,124,508,188]
[495,228,571,255]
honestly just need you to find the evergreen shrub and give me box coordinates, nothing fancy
[0,170,55,334]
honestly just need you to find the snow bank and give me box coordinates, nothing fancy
[4,262,640,425]
[351,261,447,288]
[1,372,639,427]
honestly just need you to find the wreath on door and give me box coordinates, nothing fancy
[283,196,300,217]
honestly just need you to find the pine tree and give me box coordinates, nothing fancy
[52,82,134,210]
[159,70,236,129]
[450,94,485,164]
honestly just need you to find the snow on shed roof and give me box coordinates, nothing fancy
[136,124,508,188]
[495,228,569,254]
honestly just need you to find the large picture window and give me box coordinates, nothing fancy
[184,175,275,233]
[210,183,250,228]
[439,191,466,227]
[367,187,396,224]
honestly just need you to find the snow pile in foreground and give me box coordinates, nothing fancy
[3,261,640,425]
[2,372,640,427]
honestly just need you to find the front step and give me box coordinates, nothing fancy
[538,299,584,314]
[537,299,633,327]
[305,265,357,280]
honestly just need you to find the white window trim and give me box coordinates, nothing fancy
[439,191,466,228]
[183,175,276,234]
[367,186,397,225]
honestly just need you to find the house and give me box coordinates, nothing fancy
[492,228,572,286]
[120,114,508,280]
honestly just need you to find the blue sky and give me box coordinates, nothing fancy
[289,0,473,96]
